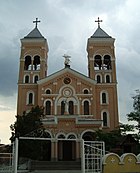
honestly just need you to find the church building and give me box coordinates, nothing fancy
[17,18,119,162]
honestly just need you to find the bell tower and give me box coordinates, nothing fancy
[87,17,119,130]
[17,18,49,115]
[87,17,116,83]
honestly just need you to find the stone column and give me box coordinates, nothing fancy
[76,140,81,161]
[51,139,55,161]
[51,139,58,161]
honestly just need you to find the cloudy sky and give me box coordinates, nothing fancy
[0,0,140,144]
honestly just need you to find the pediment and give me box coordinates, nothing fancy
[37,67,96,85]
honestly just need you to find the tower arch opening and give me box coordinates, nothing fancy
[105,74,111,83]
[24,75,30,83]
[94,55,102,70]
[34,75,39,83]
[24,56,31,70]
[103,55,111,70]
[33,55,40,70]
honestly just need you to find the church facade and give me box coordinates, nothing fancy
[17,18,119,161]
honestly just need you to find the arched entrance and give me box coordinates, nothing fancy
[58,140,76,161]
[82,131,96,141]
[41,140,51,161]
[42,132,52,161]
[57,134,76,161]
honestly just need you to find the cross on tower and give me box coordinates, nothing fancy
[95,17,103,28]
[33,18,41,28]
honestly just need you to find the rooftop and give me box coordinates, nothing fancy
[24,27,44,39]
[91,27,111,38]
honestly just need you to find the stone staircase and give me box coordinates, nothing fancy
[28,160,81,173]
[30,171,81,173]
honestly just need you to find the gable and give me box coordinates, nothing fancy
[37,67,96,85]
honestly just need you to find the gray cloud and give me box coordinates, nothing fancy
[0,0,140,121]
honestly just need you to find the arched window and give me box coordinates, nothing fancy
[25,75,29,83]
[24,56,31,70]
[44,132,52,138]
[57,134,65,139]
[26,91,34,105]
[69,101,74,115]
[34,75,38,83]
[97,75,101,83]
[103,55,111,70]
[103,112,107,127]
[106,75,110,83]
[61,101,65,115]
[46,101,51,115]
[84,101,89,115]
[33,55,40,70]
[82,131,95,141]
[29,93,33,104]
[94,55,102,70]
[84,89,89,94]
[67,134,76,139]
[46,89,51,94]
[102,93,107,103]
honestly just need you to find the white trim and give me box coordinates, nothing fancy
[80,129,96,139]
[45,88,52,94]
[26,90,35,105]
[55,85,80,114]
[37,68,96,85]
[104,73,111,83]
[93,49,112,59]
[24,74,30,83]
[82,99,91,106]
[56,132,66,139]
[66,133,77,139]
[95,73,102,83]
[33,74,39,83]
[44,130,53,138]
[103,54,112,60]
[100,90,109,104]
[43,99,53,106]
[23,54,32,60]
[33,54,41,59]
[101,109,110,127]
[93,53,102,60]
[82,88,90,94]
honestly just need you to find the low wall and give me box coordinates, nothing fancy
[102,153,140,173]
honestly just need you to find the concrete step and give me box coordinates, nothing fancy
[29,161,81,171]
[31,171,82,173]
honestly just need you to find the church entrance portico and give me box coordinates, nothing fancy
[13,137,105,173]
[58,140,76,161]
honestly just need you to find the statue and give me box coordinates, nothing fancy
[63,99,69,115]
[63,54,71,68]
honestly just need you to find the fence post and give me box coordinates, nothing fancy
[81,140,85,173]
[13,138,18,173]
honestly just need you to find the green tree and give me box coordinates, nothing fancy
[119,123,135,135]
[10,105,44,140]
[10,106,50,160]
[95,129,122,153]
[127,90,140,134]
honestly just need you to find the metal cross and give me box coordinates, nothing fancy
[95,17,103,28]
[111,157,115,163]
[33,18,41,28]
[128,157,132,162]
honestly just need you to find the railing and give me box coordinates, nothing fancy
[84,141,105,173]
[0,153,13,172]
[42,114,103,126]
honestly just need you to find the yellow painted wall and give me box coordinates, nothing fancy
[102,153,140,173]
